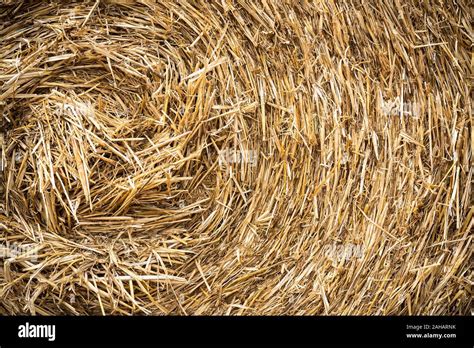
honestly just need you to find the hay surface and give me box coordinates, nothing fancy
[0,0,472,315]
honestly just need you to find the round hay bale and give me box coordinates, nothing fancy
[0,0,472,315]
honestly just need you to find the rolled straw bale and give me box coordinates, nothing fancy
[0,0,472,315]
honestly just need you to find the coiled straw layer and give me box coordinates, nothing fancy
[0,0,472,315]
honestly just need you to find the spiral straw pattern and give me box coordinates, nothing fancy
[0,0,472,315]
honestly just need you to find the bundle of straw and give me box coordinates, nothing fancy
[0,0,472,315]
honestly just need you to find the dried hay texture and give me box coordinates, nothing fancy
[0,0,472,315]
